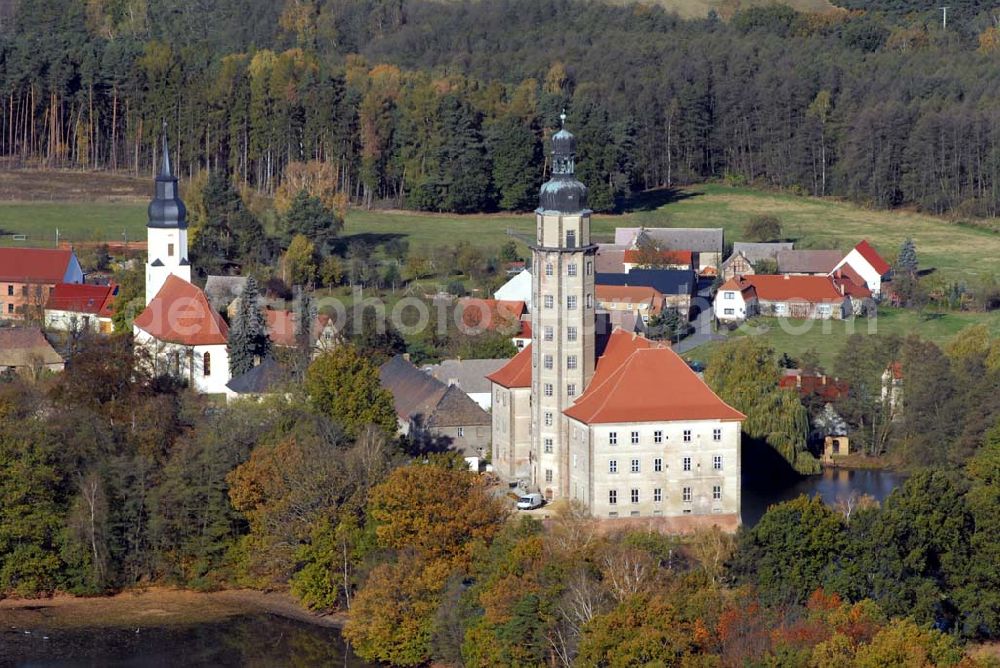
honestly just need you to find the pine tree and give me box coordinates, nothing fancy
[228,276,271,377]
[897,238,918,276]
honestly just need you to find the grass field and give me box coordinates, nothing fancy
[687,308,1000,369]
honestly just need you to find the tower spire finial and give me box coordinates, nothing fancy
[160,120,172,178]
[560,109,567,127]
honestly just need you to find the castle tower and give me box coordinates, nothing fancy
[145,124,191,305]
[531,114,597,500]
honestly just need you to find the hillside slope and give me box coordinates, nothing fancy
[602,0,837,19]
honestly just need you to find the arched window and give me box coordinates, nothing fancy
[203,352,211,377]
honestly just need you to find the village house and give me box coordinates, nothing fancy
[812,403,852,464]
[776,249,844,276]
[595,245,628,274]
[264,308,338,353]
[423,358,510,411]
[882,361,903,420]
[831,240,892,296]
[622,248,694,271]
[225,357,292,401]
[44,282,118,334]
[715,275,851,322]
[615,227,725,275]
[597,269,697,319]
[720,242,794,281]
[779,368,849,402]
[493,269,532,308]
[380,355,492,458]
[0,327,64,378]
[0,248,84,321]
[489,121,744,528]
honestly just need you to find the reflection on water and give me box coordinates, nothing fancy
[742,467,904,528]
[1,614,371,668]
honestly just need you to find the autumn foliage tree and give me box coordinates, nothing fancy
[304,344,397,438]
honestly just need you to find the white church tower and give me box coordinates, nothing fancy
[145,124,191,305]
[531,114,597,500]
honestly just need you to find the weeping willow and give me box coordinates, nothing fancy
[706,338,819,475]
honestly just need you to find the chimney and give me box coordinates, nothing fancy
[783,274,790,280]
[839,281,845,296]
[403,353,411,362]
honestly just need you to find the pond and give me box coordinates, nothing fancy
[1,614,370,668]
[742,466,905,527]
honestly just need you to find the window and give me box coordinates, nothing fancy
[654,488,662,503]
[567,326,577,341]
[654,430,663,444]
[5,285,11,296]
[544,295,554,309]
[168,242,175,257]
[203,352,211,376]
[631,431,639,445]
[609,490,618,505]
[544,383,553,397]
[567,355,577,370]
[544,326,553,341]
[713,428,722,441]
[631,489,639,504]
[567,295,577,310]
[631,459,640,473]
[545,469,553,483]
[654,458,662,472]
[683,487,692,503]
[683,429,692,443]
[713,455,723,471]
[774,303,788,316]
[544,438,553,453]
[567,383,576,397]
[568,263,577,277]
[458,427,465,437]
[566,230,576,248]
[725,291,734,300]
[586,294,593,309]
[683,457,692,472]
[545,263,553,276]
[724,308,735,316]
[6,303,12,314]
[818,304,832,317]
[544,354,553,370]
[713,485,722,501]
[586,261,593,276]
[544,411,553,427]
[609,432,618,446]
[609,460,618,474]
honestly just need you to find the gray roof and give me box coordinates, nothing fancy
[776,250,844,275]
[380,355,490,427]
[204,275,247,310]
[424,358,509,395]
[595,245,627,274]
[597,269,696,297]
[0,327,64,368]
[226,357,291,395]
[615,227,724,253]
[731,242,794,265]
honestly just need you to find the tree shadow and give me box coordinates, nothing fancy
[917,267,936,278]
[334,232,408,252]
[616,187,701,213]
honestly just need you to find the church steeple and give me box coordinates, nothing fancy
[539,112,588,214]
[148,122,187,230]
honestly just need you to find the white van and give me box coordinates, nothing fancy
[516,493,544,510]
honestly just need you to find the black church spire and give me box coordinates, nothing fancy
[148,122,187,229]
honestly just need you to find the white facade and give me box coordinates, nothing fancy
[146,226,191,306]
[133,328,231,395]
[494,269,533,309]
[714,288,752,322]
[567,418,741,519]
[491,384,533,481]
[832,248,885,296]
[45,310,113,334]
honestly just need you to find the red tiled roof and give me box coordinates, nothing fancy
[623,249,693,266]
[265,309,333,347]
[515,320,532,339]
[134,275,229,346]
[486,343,532,388]
[0,248,76,283]
[739,275,844,303]
[564,330,744,424]
[832,275,872,299]
[779,371,849,401]
[459,298,526,333]
[595,285,665,315]
[45,283,117,316]
[854,240,891,276]
[719,277,757,300]
[886,361,903,380]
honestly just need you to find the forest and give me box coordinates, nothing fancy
[4,0,1000,215]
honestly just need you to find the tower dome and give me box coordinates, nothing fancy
[148,123,188,230]
[539,113,588,214]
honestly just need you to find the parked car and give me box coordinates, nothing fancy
[516,493,544,510]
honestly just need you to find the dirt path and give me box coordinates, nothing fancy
[0,587,346,631]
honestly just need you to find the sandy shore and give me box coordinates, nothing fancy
[0,587,346,631]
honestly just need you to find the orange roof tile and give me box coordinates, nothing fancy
[739,275,844,303]
[265,308,333,347]
[623,249,693,266]
[459,298,526,333]
[854,240,891,276]
[564,330,744,425]
[0,248,77,283]
[134,275,229,346]
[595,284,665,315]
[486,343,532,388]
[45,283,117,316]
[719,276,757,300]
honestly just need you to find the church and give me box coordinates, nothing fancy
[132,129,232,394]
[488,119,745,527]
